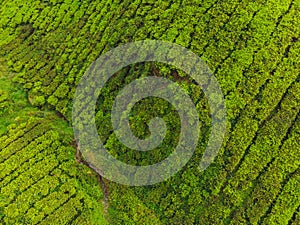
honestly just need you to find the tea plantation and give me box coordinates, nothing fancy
[0,0,299,224]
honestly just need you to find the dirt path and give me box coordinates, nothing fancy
[75,140,109,213]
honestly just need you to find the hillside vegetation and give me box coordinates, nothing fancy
[0,58,107,224]
[0,0,299,224]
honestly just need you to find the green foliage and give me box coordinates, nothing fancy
[0,0,299,224]
[0,59,107,224]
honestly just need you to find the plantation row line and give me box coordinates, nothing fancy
[208,0,295,119]
[228,39,299,182]
[1,145,71,209]
[261,167,300,224]
[0,111,106,224]
[1,147,104,224]
[0,133,61,189]
[155,73,300,224]
[233,75,299,185]
[197,69,300,224]
[150,0,261,81]
[188,40,297,221]
[0,130,60,180]
[229,113,300,225]
[0,123,50,164]
[205,28,300,199]
[152,0,292,91]
[209,34,300,204]
[0,119,41,151]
